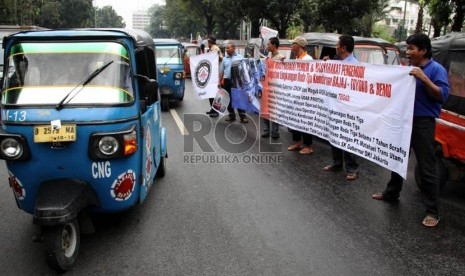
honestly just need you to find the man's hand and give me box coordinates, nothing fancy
[322,56,330,61]
[409,67,428,82]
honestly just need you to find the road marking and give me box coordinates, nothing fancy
[169,109,189,135]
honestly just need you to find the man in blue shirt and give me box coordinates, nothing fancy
[221,42,248,123]
[372,33,450,228]
[322,35,360,180]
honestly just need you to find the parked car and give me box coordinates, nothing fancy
[181,42,200,78]
[153,38,185,111]
[414,32,465,189]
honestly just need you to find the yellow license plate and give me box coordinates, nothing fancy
[33,124,77,143]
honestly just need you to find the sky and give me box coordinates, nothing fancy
[94,0,165,28]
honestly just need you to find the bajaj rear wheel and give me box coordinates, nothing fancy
[43,219,80,272]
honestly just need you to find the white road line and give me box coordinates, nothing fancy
[169,109,189,135]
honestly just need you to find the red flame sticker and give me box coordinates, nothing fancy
[110,170,136,201]
[8,173,25,200]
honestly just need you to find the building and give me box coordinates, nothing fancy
[132,10,150,31]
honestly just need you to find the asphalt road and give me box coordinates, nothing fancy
[1,79,465,275]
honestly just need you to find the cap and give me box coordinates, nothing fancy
[291,36,307,47]
[208,35,216,44]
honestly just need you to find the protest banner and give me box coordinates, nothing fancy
[262,59,416,178]
[190,52,219,99]
[260,26,278,43]
[212,88,230,114]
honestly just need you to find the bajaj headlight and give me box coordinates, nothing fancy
[1,138,23,159]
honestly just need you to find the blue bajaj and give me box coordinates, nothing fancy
[0,29,167,271]
[153,38,185,111]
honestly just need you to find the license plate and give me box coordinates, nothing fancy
[34,124,77,143]
[175,80,180,85]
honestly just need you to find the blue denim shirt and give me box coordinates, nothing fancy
[414,59,450,117]
[221,52,243,79]
[343,53,358,64]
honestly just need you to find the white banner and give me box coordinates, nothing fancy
[260,26,278,42]
[189,52,219,99]
[262,59,416,178]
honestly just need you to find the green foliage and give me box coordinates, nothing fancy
[147,4,170,38]
[96,6,125,28]
[372,23,396,42]
[428,0,453,37]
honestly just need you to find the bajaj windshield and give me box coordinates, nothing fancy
[2,42,134,106]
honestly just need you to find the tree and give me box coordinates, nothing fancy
[96,6,125,28]
[297,0,319,33]
[59,0,94,28]
[182,0,217,36]
[428,0,453,37]
[352,0,390,37]
[451,0,464,32]
[317,0,376,34]
[38,1,62,28]
[147,4,170,38]
[235,0,267,37]
[262,0,301,38]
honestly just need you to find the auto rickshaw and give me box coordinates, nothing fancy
[181,42,200,78]
[153,38,185,111]
[0,29,167,271]
[302,32,400,65]
[414,32,465,189]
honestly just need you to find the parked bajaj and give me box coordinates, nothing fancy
[0,29,167,271]
[153,38,185,111]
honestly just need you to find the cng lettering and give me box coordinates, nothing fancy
[92,161,111,179]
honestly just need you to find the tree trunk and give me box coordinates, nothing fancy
[251,18,260,38]
[205,14,215,37]
[451,0,464,32]
[415,4,424,33]
[431,19,442,37]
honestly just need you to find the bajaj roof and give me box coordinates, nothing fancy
[3,28,154,48]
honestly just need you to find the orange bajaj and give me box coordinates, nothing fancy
[414,32,465,189]
[0,29,167,271]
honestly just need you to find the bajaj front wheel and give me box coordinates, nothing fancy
[43,219,80,272]
[161,96,169,112]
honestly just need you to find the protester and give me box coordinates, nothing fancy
[221,42,248,123]
[322,35,360,181]
[287,36,314,154]
[372,33,450,228]
[261,37,284,139]
[206,35,223,118]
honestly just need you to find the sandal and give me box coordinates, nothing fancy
[345,172,358,181]
[287,141,303,151]
[299,146,314,155]
[422,215,440,227]
[372,192,399,202]
[322,164,342,172]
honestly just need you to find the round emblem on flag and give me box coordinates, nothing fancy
[194,60,212,88]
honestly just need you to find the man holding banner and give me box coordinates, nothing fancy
[372,33,450,228]
[322,35,360,181]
